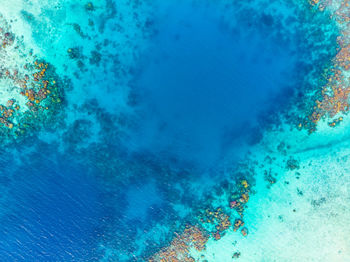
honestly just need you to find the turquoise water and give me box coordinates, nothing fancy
[0,0,347,261]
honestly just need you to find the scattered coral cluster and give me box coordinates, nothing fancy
[199,207,232,241]
[229,179,250,217]
[148,175,253,261]
[303,0,349,132]
[148,225,209,262]
[228,179,251,237]
[0,14,64,138]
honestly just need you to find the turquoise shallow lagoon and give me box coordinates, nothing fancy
[0,0,349,261]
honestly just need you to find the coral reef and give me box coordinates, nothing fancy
[148,162,256,261]
[148,225,209,262]
[0,14,65,139]
[229,179,251,217]
[199,207,232,241]
[301,0,349,132]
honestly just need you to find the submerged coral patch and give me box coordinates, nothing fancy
[294,0,349,132]
[0,14,65,140]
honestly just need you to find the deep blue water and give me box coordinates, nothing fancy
[0,150,108,261]
[128,1,297,170]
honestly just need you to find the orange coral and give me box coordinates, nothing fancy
[229,179,251,216]
[233,218,244,232]
[306,1,350,132]
[149,225,209,262]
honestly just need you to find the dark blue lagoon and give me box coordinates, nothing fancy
[129,0,298,170]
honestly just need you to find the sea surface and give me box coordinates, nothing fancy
[0,0,349,261]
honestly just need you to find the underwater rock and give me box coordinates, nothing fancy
[241,227,248,237]
[286,157,300,170]
[85,2,95,12]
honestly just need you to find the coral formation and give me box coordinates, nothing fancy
[229,179,251,217]
[148,225,209,262]
[148,166,255,261]
[0,14,64,139]
[302,0,349,132]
